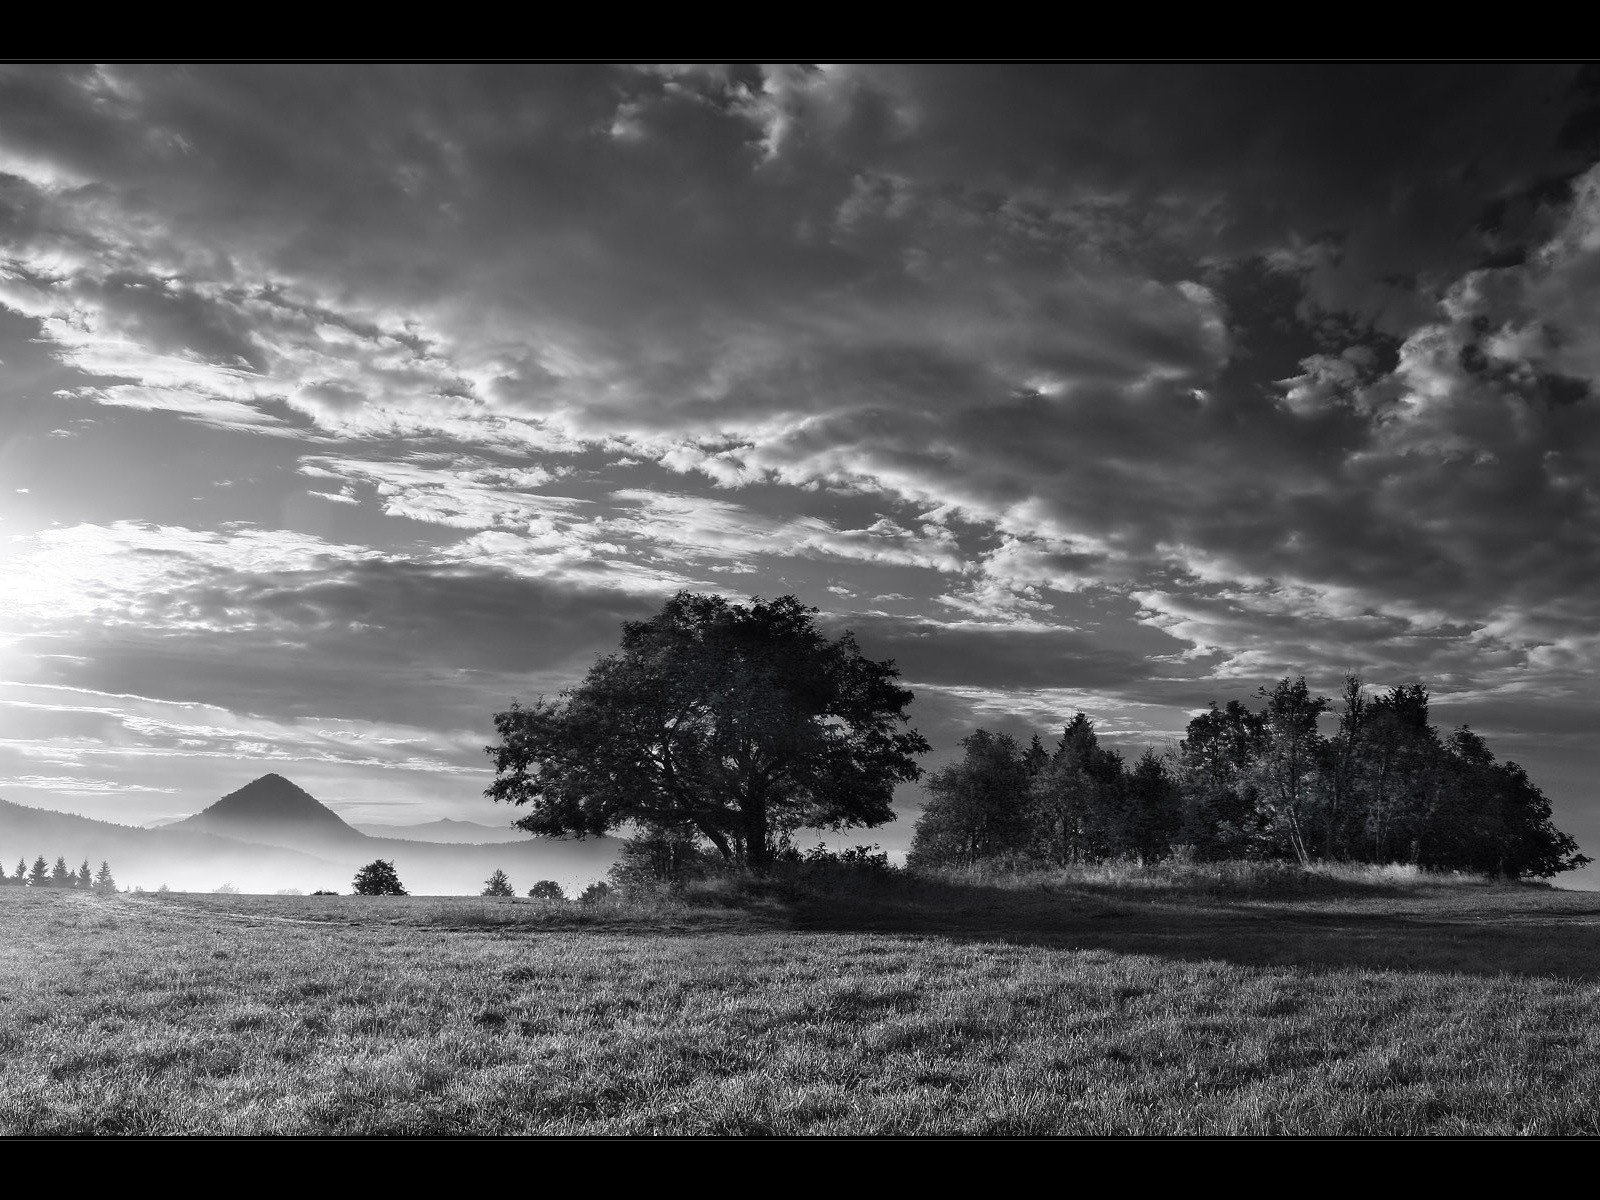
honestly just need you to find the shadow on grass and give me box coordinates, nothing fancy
[772,873,1600,982]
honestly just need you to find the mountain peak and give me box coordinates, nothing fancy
[173,773,364,845]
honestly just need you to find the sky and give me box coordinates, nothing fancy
[2,64,1598,877]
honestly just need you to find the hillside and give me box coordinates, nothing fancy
[0,797,345,893]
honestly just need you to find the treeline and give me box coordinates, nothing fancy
[910,676,1591,880]
[0,855,117,891]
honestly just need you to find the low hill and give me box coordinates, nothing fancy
[0,797,345,893]
[353,818,528,844]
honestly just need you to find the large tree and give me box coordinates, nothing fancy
[486,592,929,870]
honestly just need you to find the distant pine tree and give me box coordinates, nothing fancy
[50,856,70,887]
[12,858,24,883]
[76,860,92,889]
[481,869,513,897]
[28,856,49,887]
[94,861,116,893]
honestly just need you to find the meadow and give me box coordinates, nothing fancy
[4,865,1600,1135]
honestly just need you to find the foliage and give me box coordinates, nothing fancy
[311,889,339,896]
[526,880,566,902]
[486,592,929,870]
[94,862,115,893]
[907,730,1035,869]
[607,824,718,896]
[28,856,48,888]
[351,860,407,896]
[909,677,1590,880]
[481,869,514,897]
[577,881,613,905]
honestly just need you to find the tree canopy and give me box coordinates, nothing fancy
[486,592,929,869]
[352,859,407,896]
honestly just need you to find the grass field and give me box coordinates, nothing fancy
[5,867,1600,1135]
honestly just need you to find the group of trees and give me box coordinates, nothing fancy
[0,855,116,891]
[481,592,1589,884]
[910,676,1591,880]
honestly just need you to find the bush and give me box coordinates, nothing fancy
[803,843,891,872]
[577,881,613,905]
[311,889,339,896]
[527,880,566,901]
[608,826,718,896]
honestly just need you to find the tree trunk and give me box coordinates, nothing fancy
[742,790,771,872]
[694,818,735,862]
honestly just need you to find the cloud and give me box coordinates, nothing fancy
[4,65,1600,840]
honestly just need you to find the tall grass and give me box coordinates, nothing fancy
[923,856,1510,900]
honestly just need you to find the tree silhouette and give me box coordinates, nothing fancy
[526,880,566,901]
[12,858,24,883]
[481,869,513,897]
[76,860,92,889]
[94,861,116,893]
[486,592,928,871]
[909,730,1032,868]
[351,860,407,896]
[50,856,70,887]
[28,856,49,887]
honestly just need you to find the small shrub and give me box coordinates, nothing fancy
[311,889,339,896]
[482,869,514,897]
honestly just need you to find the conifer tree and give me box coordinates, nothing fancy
[51,856,70,886]
[76,860,92,889]
[28,856,49,887]
[94,861,116,893]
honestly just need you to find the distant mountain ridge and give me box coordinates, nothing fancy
[353,818,528,844]
[1,774,623,895]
